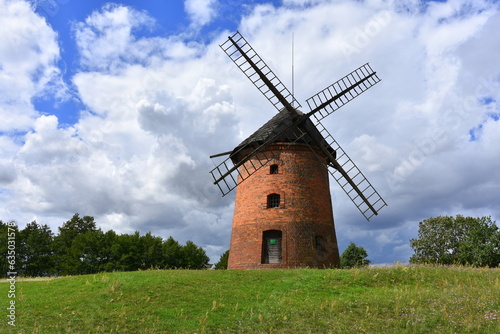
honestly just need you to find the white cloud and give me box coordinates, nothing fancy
[0,135,17,185]
[184,0,217,28]
[350,134,397,172]
[73,3,203,73]
[0,0,65,131]
[74,3,154,70]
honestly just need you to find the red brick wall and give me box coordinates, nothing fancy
[227,143,340,269]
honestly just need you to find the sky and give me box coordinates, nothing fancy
[1,0,499,264]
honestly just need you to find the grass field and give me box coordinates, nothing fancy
[1,265,499,333]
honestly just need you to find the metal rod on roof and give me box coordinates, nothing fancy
[292,32,295,107]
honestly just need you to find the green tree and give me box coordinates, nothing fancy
[179,241,210,269]
[68,229,108,275]
[58,214,97,240]
[100,230,119,272]
[140,232,164,269]
[115,232,143,271]
[163,236,183,269]
[53,214,100,275]
[410,215,500,267]
[214,250,229,269]
[456,218,500,267]
[18,221,55,276]
[340,242,370,268]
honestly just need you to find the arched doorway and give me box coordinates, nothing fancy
[262,230,282,264]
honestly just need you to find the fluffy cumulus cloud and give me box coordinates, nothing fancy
[0,0,65,131]
[1,0,500,263]
[73,3,204,73]
[184,0,218,28]
[73,3,155,72]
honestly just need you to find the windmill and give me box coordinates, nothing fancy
[210,32,387,269]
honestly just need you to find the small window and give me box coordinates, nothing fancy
[315,236,326,253]
[267,193,280,208]
[270,164,279,174]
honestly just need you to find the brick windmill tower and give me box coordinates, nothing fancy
[210,32,387,269]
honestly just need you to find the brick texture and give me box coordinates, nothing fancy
[227,143,340,269]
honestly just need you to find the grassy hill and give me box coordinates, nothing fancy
[2,265,499,333]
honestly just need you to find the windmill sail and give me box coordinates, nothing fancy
[220,31,301,113]
[306,63,380,121]
[312,120,387,220]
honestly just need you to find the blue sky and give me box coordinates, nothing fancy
[1,0,500,264]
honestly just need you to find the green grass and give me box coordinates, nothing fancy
[2,265,499,333]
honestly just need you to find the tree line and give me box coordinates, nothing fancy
[3,213,497,276]
[0,214,209,277]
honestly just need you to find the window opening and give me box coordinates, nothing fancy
[270,164,279,174]
[267,193,280,208]
[315,236,326,252]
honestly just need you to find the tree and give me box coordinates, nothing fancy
[18,221,55,276]
[163,236,183,269]
[340,242,370,268]
[179,241,210,269]
[410,215,500,267]
[456,219,500,267]
[69,229,108,275]
[214,250,229,269]
[140,232,164,269]
[100,230,119,272]
[58,214,97,240]
[115,232,143,272]
[53,214,100,275]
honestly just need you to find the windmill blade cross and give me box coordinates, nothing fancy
[306,63,380,121]
[220,31,301,114]
[213,32,387,220]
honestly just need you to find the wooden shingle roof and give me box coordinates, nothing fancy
[229,108,335,164]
